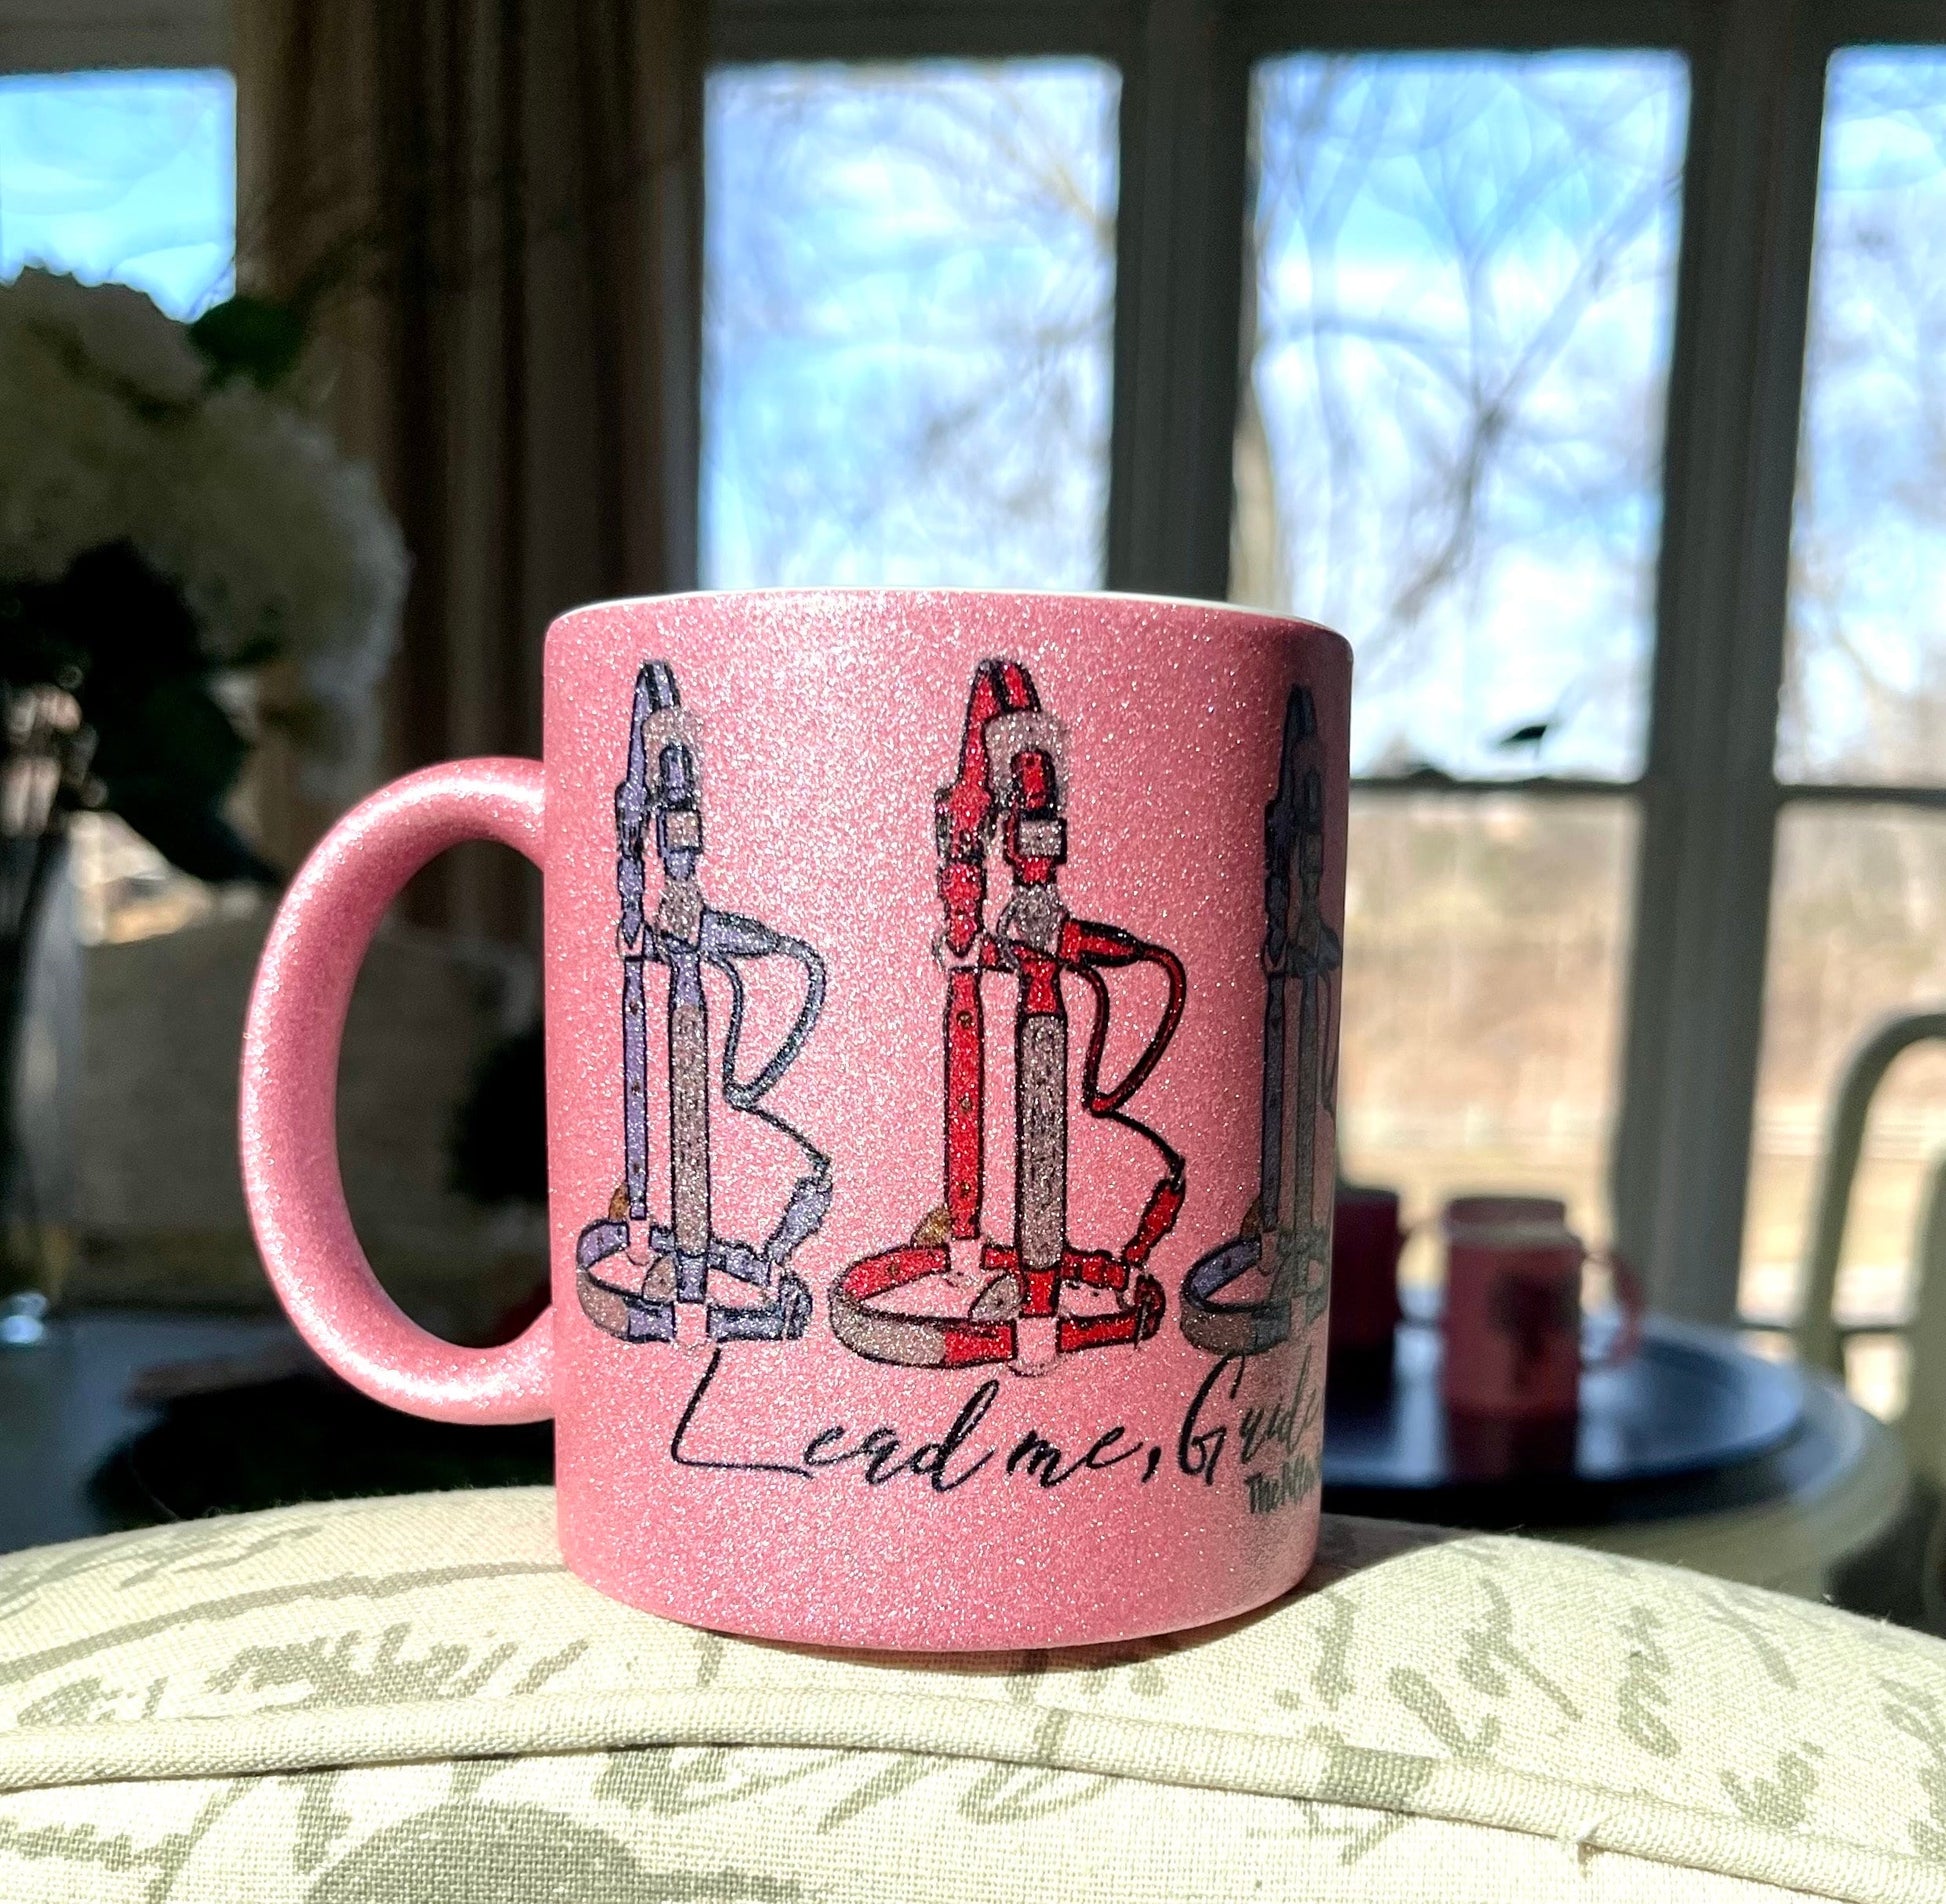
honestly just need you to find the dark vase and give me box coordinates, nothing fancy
[0,685,89,1344]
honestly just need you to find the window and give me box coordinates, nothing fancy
[0,68,237,943]
[1339,794,1638,1261]
[1775,49,1946,791]
[699,8,1946,1385]
[0,69,232,319]
[603,6,1946,1391]
[1231,50,1687,1263]
[702,59,1120,589]
[1234,52,1687,783]
[1742,47,1946,1412]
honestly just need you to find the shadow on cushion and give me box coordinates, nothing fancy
[88,1370,553,1526]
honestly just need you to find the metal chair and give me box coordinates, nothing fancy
[1794,1010,1946,1404]
[1792,1011,1946,1625]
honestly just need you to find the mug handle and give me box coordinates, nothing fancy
[240,759,553,1424]
[1584,1247,1646,1370]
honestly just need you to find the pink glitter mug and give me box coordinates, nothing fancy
[241,591,1350,1649]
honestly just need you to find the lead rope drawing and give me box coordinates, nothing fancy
[830,658,1186,1373]
[1180,685,1341,1356]
[576,660,832,1345]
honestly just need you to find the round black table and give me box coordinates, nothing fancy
[1321,1311,1906,1594]
[0,1307,1905,1599]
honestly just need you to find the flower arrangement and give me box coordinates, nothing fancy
[0,269,407,1325]
[0,267,407,879]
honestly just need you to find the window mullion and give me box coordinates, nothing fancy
[1105,0,1247,597]
[1611,0,1828,1321]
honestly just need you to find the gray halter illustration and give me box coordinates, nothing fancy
[1179,685,1342,1357]
[576,661,832,1344]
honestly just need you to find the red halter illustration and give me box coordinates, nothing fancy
[829,659,1186,1373]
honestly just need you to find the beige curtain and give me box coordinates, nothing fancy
[235,0,704,941]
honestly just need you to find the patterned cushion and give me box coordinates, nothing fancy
[0,1490,1942,1902]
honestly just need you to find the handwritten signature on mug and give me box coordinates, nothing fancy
[667,1342,1320,1520]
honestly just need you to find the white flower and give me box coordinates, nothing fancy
[4,266,203,405]
[150,382,408,791]
[0,268,407,795]
[0,300,153,582]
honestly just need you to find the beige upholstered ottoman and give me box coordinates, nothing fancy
[0,1489,1943,1901]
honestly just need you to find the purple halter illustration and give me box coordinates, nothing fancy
[576,661,831,1345]
[1179,685,1341,1356]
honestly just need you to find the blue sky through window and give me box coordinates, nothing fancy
[703,59,1119,590]
[1236,52,1690,781]
[0,69,234,320]
[1779,47,1946,785]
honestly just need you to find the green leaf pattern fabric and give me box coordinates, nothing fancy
[0,1489,1941,1900]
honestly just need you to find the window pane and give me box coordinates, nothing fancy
[703,60,1118,588]
[1742,807,1946,1343]
[0,70,234,318]
[1339,793,1637,1274]
[1235,53,1688,780]
[1843,1335,1908,1425]
[1778,50,1946,786]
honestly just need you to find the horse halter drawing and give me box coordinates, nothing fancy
[1180,685,1341,1356]
[829,658,1187,1374]
[576,660,832,1345]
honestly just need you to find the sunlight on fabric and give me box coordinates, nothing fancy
[0,70,234,319]
[1234,51,1689,782]
[702,59,1119,589]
